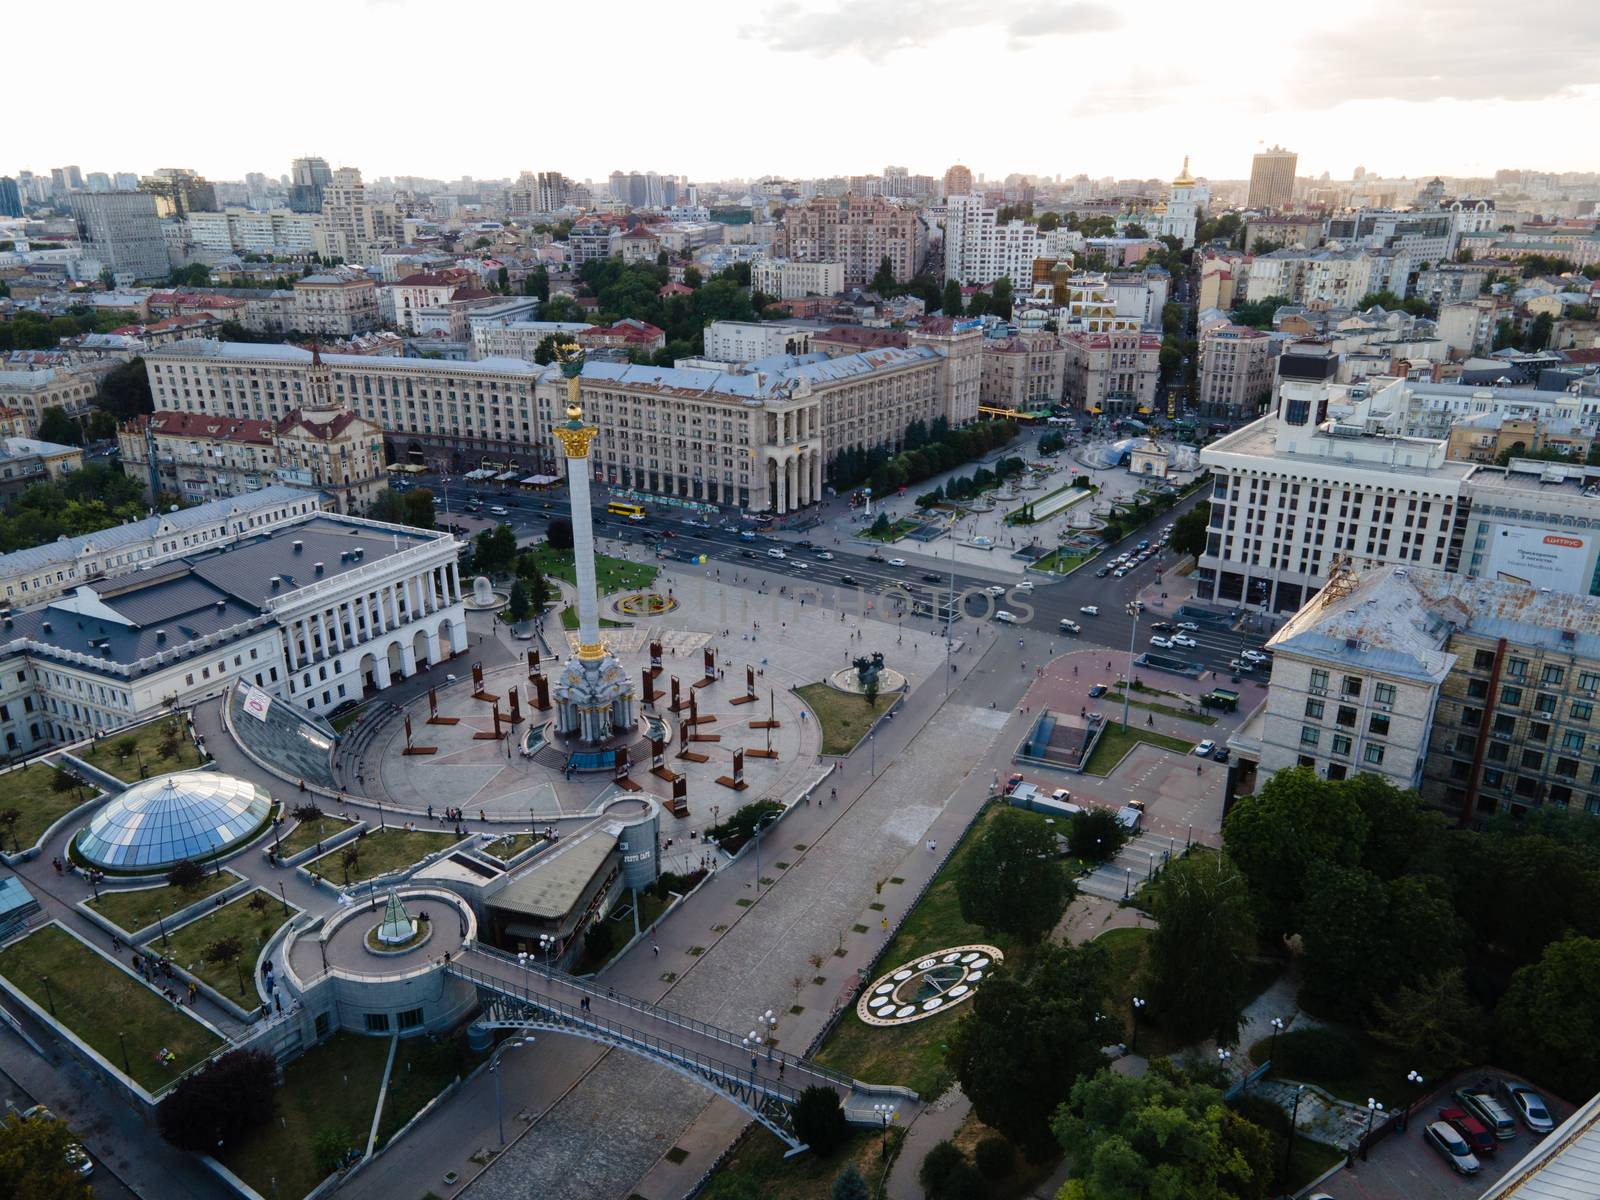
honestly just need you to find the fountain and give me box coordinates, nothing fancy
[464,574,508,611]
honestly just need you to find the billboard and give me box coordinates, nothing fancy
[1484,526,1595,593]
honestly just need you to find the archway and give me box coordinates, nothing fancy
[386,641,405,683]
[358,652,378,695]
[438,617,459,658]
[413,628,431,671]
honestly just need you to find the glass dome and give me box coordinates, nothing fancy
[75,771,273,871]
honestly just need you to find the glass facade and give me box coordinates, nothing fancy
[75,772,272,871]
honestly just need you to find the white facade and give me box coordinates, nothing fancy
[703,321,818,362]
[942,196,1044,286]
[750,259,844,300]
[1245,248,1404,307]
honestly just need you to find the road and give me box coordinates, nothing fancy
[415,474,1271,679]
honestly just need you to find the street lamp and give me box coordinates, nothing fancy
[1268,1016,1284,1064]
[1130,996,1145,1051]
[741,1033,761,1081]
[1217,1047,1232,1070]
[1402,1070,1424,1131]
[1121,601,1141,732]
[1283,1084,1305,1175]
[490,1037,535,1145]
[756,1010,777,1061]
[872,1103,896,1159]
[752,810,779,891]
[538,933,556,975]
[1364,1097,1384,1141]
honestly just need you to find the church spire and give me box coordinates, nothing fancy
[1174,156,1195,186]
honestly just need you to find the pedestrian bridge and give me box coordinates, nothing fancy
[448,945,915,1153]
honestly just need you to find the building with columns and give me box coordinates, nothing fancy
[0,509,464,758]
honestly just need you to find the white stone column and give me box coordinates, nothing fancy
[567,450,601,646]
[374,654,392,690]
[449,562,461,604]
[775,458,788,514]
[400,642,417,677]
[426,627,441,664]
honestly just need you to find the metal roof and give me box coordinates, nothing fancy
[491,828,618,919]
[1478,1090,1600,1199]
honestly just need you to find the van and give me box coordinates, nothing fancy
[1455,1086,1518,1141]
[1059,618,1081,634]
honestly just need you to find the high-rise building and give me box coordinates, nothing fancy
[0,177,21,218]
[942,195,1045,286]
[777,195,928,287]
[317,167,398,265]
[69,191,169,281]
[66,166,84,191]
[50,168,68,195]
[1247,145,1298,211]
[113,173,139,191]
[138,168,217,218]
[289,155,332,213]
[943,164,973,199]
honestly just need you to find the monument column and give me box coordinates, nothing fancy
[555,373,603,657]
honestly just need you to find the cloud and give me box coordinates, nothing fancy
[744,0,1119,60]
[1292,0,1600,105]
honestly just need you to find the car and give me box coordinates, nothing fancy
[1113,568,1128,577]
[994,610,1018,624]
[766,547,786,559]
[867,552,887,563]
[658,529,676,538]
[1013,579,1034,591]
[816,551,834,560]
[1095,567,1111,577]
[1212,747,1230,764]
[1080,605,1099,615]
[628,512,648,522]
[1241,649,1268,663]
[1176,621,1198,631]
[1150,621,1175,632]
[489,505,509,516]
[1438,1108,1497,1158]
[1194,740,1216,756]
[1050,788,1073,803]
[329,698,361,720]
[20,1107,91,1177]
[1003,772,1024,793]
[642,530,663,542]
[985,585,1007,596]
[1088,684,1108,698]
[741,549,758,559]
[1423,1120,1481,1175]
[1455,1086,1518,1140]
[1229,658,1255,672]
[887,557,907,566]
[464,500,482,512]
[921,571,943,582]
[1171,634,1198,648]
[1499,1082,1555,1135]
[792,560,810,569]
[684,518,711,528]
[797,539,814,549]
[1059,619,1081,634]
[1150,635,1174,648]
[839,574,858,585]
[1138,539,1150,550]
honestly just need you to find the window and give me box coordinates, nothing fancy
[1327,763,1347,781]
[1297,754,1316,769]
[1335,705,1357,727]
[1522,749,1544,770]
[1535,693,1557,715]
[1506,657,1528,679]
[1473,649,1495,671]
[1300,726,1320,747]
[1332,734,1352,756]
[397,1007,423,1030]
[364,1012,390,1033]
[1579,671,1600,693]
[1483,769,1504,788]
[1493,714,1516,736]
[1556,757,1580,778]
[1501,686,1522,707]
[1563,730,1585,752]
[1369,714,1391,737]
[1530,722,1550,742]
[1305,699,1325,719]
[1461,707,1483,727]
[1362,744,1385,765]
[1342,675,1363,697]
[1455,734,1477,755]
[1468,678,1490,700]
[1542,664,1566,686]
[314,1012,330,1038]
[1374,682,1396,705]
[1576,701,1596,723]
[1487,741,1509,762]
[1310,669,1329,692]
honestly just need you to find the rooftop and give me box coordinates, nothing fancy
[492,826,618,919]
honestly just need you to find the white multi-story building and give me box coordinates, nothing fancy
[1245,247,1406,307]
[942,196,1044,287]
[703,321,819,362]
[472,321,596,361]
[186,208,319,257]
[69,191,168,282]
[0,359,117,433]
[750,259,844,300]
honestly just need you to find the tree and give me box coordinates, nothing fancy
[0,808,20,852]
[1220,767,1368,939]
[312,1125,356,1174]
[955,808,1073,944]
[862,674,879,708]
[205,934,248,995]
[1168,503,1209,558]
[941,280,963,317]
[340,843,361,886]
[1050,1061,1275,1200]
[1037,211,1062,232]
[1068,807,1128,863]
[1231,295,1290,330]
[546,517,574,552]
[496,265,509,292]
[403,488,436,530]
[683,266,702,289]
[98,358,153,422]
[870,255,897,296]
[792,1085,848,1156]
[1369,968,1487,1079]
[507,579,532,622]
[473,524,517,574]
[1146,852,1257,1046]
[918,1140,982,1200]
[990,276,1014,320]
[168,858,206,891]
[157,1048,278,1152]
[1496,934,1600,1100]
[50,767,80,805]
[0,1112,94,1200]
[1526,311,1555,351]
[36,407,81,447]
[947,940,1111,1158]
[831,1163,870,1200]
[167,263,211,287]
[522,265,550,301]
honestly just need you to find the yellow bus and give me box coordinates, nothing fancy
[606,501,646,520]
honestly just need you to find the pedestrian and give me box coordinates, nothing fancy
[930,840,937,853]
[51,857,61,875]
[881,917,889,933]
[1196,763,1202,775]
[652,942,660,956]
[427,803,433,820]
[830,787,836,803]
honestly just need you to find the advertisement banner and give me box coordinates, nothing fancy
[1485,526,1594,593]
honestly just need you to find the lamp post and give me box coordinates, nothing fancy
[1130,996,1145,1051]
[1363,1097,1384,1149]
[756,1009,777,1061]
[1283,1084,1305,1175]
[752,811,778,892]
[277,881,290,917]
[1217,1047,1232,1072]
[870,731,877,776]
[741,1033,760,1082]
[1121,601,1140,732]
[118,1029,131,1075]
[873,1103,896,1159]
[490,1037,534,1145]
[538,933,556,976]
[158,904,171,949]
[1268,1016,1284,1065]
[40,975,55,1017]
[1402,1070,1424,1132]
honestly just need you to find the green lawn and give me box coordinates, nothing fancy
[160,890,293,1000]
[0,925,224,1092]
[306,826,458,886]
[794,683,884,756]
[331,704,368,734]
[557,605,627,630]
[376,1031,487,1146]
[219,1032,390,1199]
[1094,926,1183,1059]
[1034,549,1090,575]
[580,888,670,973]
[862,518,919,543]
[87,872,235,935]
[1106,691,1217,726]
[1082,724,1195,776]
[811,805,1064,1099]
[702,1128,897,1200]
[77,718,204,784]
[0,762,92,853]
[277,815,357,859]
[524,543,658,593]
[481,831,543,862]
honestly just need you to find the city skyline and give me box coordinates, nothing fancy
[11,0,1600,184]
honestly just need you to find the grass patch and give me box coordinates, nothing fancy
[1229,1093,1348,1195]
[811,805,1063,1098]
[701,1128,898,1200]
[1094,926,1179,1058]
[1105,691,1217,725]
[1034,549,1091,575]
[1246,1023,1401,1108]
[1082,724,1195,776]
[558,606,628,630]
[794,683,884,756]
[481,831,542,862]
[735,898,753,908]
[0,925,223,1091]
[330,705,368,734]
[160,890,292,1000]
[306,827,458,886]
[377,1030,486,1146]
[77,718,204,784]
[277,815,356,859]
[87,873,235,935]
[861,518,918,543]
[218,1032,389,1199]
[0,762,93,853]
[525,544,658,593]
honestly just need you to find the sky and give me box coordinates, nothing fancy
[11,0,1600,186]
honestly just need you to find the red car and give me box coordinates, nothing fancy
[1439,1107,1496,1157]
[1003,773,1024,794]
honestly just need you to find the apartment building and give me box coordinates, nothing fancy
[68,191,168,281]
[316,167,399,266]
[703,321,819,362]
[186,208,319,257]
[943,196,1045,286]
[0,359,116,433]
[1061,329,1160,416]
[750,259,844,300]
[472,321,596,361]
[1244,247,1404,307]
[777,196,928,287]
[0,438,84,502]
[979,334,1065,414]
[389,269,476,334]
[1197,324,1274,419]
[293,272,381,337]
[1438,298,1513,357]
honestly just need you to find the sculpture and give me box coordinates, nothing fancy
[853,652,886,690]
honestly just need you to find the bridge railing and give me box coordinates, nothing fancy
[451,959,806,1106]
[459,944,860,1092]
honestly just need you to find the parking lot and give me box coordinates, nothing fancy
[1309,1073,1569,1200]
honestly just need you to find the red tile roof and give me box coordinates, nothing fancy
[139,411,275,444]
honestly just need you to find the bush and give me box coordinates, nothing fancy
[918,1140,982,1200]
[167,859,206,891]
[1274,1027,1363,1082]
[546,517,574,551]
[974,1134,1014,1179]
[792,1085,848,1156]
[158,1049,278,1152]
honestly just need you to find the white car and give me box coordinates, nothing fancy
[792,560,810,569]
[766,547,786,559]
[1194,740,1216,756]
[1080,605,1099,615]
[1113,568,1128,578]
[1172,634,1198,648]
[489,505,509,516]
[985,585,1007,596]
[1241,649,1268,663]
[815,551,834,560]
[994,610,1018,624]
[888,557,907,566]
[1150,635,1174,649]
[1176,621,1198,631]
[1013,579,1035,591]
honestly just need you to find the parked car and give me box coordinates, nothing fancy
[994,610,1018,624]
[1438,1108,1496,1158]
[1150,636,1174,649]
[1498,1082,1555,1135]
[1003,773,1024,793]
[1454,1085,1518,1140]
[1194,740,1216,756]
[1213,747,1230,763]
[1423,1120,1481,1175]
[1050,788,1073,803]
[1241,649,1269,663]
[1080,605,1100,615]
[1229,658,1254,672]
[1088,684,1107,698]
